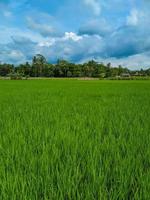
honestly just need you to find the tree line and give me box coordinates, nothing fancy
[0,54,150,78]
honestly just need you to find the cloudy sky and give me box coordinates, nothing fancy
[0,0,150,69]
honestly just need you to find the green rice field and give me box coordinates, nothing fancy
[0,80,150,199]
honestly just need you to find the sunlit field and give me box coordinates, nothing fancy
[0,80,150,199]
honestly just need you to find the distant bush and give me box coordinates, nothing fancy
[103,76,150,80]
[8,73,29,80]
[9,73,22,80]
[24,75,30,80]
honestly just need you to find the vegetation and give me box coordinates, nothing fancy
[1,54,150,78]
[0,79,150,199]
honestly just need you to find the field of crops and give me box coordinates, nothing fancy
[0,80,150,199]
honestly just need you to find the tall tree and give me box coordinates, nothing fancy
[32,54,47,77]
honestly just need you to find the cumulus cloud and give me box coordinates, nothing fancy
[0,26,49,46]
[102,52,150,69]
[0,35,38,63]
[7,50,25,62]
[0,33,104,64]
[79,19,111,36]
[1,25,150,68]
[0,0,150,68]
[0,50,26,64]
[34,34,103,63]
[63,32,82,41]
[27,17,62,37]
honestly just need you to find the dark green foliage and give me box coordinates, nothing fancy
[0,63,14,76]
[0,54,150,78]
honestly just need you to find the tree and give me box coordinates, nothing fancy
[2,54,150,78]
[32,54,47,77]
[105,63,112,77]
[0,64,14,76]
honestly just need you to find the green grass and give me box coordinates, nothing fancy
[0,80,150,200]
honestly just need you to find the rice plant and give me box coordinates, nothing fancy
[0,80,150,200]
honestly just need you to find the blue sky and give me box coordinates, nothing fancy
[0,0,150,69]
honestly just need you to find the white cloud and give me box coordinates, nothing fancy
[38,40,55,47]
[27,17,62,37]
[9,50,25,60]
[63,32,82,41]
[0,26,46,44]
[0,50,26,64]
[79,52,150,69]
[1,29,150,69]
[84,0,101,15]
[1,1,150,69]
[102,52,150,69]
[127,9,139,26]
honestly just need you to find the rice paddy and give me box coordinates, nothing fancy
[0,79,150,199]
